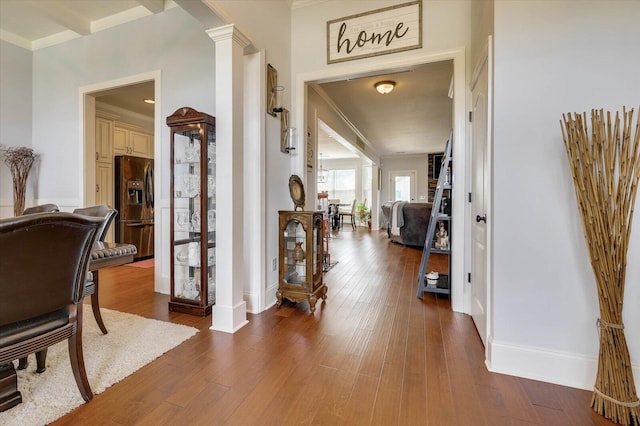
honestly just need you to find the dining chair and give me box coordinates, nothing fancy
[73,205,117,243]
[73,205,118,335]
[22,203,59,215]
[339,199,357,230]
[0,213,102,409]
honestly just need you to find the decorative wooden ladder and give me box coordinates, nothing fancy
[417,132,453,298]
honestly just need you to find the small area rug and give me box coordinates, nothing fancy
[0,308,198,426]
[125,258,154,268]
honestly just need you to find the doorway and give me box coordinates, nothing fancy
[298,49,467,313]
[80,71,163,291]
[92,81,155,244]
[389,170,417,202]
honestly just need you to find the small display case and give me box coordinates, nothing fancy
[167,107,216,316]
[277,210,327,312]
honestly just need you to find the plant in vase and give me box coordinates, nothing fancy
[355,202,371,228]
[0,146,38,216]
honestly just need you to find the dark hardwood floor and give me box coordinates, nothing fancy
[54,229,614,425]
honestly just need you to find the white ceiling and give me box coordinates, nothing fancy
[1,0,453,161]
[94,81,156,117]
[316,60,453,160]
[0,0,171,50]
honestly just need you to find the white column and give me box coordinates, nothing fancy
[371,163,380,231]
[207,24,250,333]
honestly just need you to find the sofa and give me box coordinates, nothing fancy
[381,202,432,247]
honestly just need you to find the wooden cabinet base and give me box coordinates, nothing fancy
[0,363,22,412]
[168,301,213,317]
[276,284,327,313]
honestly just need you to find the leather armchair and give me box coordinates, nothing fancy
[0,213,102,411]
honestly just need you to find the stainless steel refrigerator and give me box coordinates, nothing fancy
[115,155,154,259]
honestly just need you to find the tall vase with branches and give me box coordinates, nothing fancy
[1,146,37,216]
[561,107,640,425]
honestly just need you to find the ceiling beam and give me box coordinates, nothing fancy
[173,0,227,29]
[136,0,166,14]
[24,0,90,35]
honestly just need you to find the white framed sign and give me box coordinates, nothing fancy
[326,0,422,64]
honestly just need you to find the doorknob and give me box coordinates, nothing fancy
[476,214,486,223]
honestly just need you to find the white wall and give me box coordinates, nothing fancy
[25,8,215,296]
[292,2,470,315]
[2,1,293,311]
[31,8,215,208]
[211,0,293,310]
[307,86,377,207]
[491,0,640,389]
[213,1,291,107]
[292,0,470,76]
[470,0,494,71]
[379,154,429,206]
[0,41,33,216]
[292,0,470,175]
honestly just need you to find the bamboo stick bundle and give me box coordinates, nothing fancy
[561,107,640,425]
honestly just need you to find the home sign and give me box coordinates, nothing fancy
[326,0,422,64]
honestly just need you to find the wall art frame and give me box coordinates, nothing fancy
[267,64,278,117]
[326,0,422,64]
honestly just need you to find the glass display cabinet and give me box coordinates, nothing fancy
[167,107,216,316]
[277,211,327,312]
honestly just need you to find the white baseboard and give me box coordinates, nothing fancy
[265,281,278,309]
[488,338,640,391]
[244,290,260,314]
[244,282,278,314]
[211,300,248,333]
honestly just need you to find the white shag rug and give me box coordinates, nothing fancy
[0,308,198,426]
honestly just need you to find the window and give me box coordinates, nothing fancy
[317,169,356,204]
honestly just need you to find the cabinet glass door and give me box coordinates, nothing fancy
[206,128,216,304]
[283,220,306,287]
[312,215,322,285]
[171,128,216,304]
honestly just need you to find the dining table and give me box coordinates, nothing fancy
[0,241,137,413]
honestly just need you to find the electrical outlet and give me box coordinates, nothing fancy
[271,258,277,272]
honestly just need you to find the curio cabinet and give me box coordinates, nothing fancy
[167,107,216,316]
[277,210,327,312]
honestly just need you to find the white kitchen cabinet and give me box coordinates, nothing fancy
[114,124,153,158]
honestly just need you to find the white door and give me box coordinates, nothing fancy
[470,40,492,347]
[390,171,416,202]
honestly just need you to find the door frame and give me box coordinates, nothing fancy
[79,70,163,292]
[469,36,493,362]
[294,48,468,313]
[389,170,417,202]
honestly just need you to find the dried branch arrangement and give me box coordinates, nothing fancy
[561,107,640,425]
[0,146,37,216]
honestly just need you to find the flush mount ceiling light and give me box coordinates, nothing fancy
[374,80,395,95]
[143,99,155,104]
